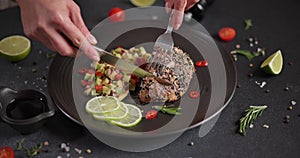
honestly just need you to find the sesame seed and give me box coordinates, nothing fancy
[291,100,296,106]
[235,44,241,49]
[249,63,254,68]
[263,124,269,128]
[249,124,254,128]
[288,106,293,110]
[86,149,92,154]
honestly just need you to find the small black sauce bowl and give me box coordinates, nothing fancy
[0,86,55,134]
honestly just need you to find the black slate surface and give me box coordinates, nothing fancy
[1,0,300,157]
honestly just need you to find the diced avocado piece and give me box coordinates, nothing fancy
[109,83,116,89]
[143,53,152,61]
[129,82,136,91]
[91,89,98,96]
[84,73,92,80]
[102,86,111,95]
[108,71,117,80]
[114,47,124,54]
[103,78,110,84]
[123,74,131,82]
[139,47,147,55]
[96,78,102,85]
[116,80,123,87]
[115,53,122,58]
[133,53,139,58]
[116,87,123,94]
[84,88,92,96]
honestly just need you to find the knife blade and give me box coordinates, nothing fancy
[93,46,172,86]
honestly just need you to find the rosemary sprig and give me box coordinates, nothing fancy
[239,105,267,136]
[153,105,182,115]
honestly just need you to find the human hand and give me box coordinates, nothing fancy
[17,0,99,61]
[165,0,199,30]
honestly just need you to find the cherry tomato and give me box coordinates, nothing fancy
[108,7,125,22]
[95,71,103,77]
[115,73,123,80]
[95,84,103,92]
[145,110,158,120]
[78,68,88,74]
[196,60,208,67]
[0,147,15,158]
[189,91,199,99]
[218,27,236,42]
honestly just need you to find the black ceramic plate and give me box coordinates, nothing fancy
[48,33,236,132]
[48,24,236,135]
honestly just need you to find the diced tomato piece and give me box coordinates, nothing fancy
[95,71,103,77]
[95,85,103,92]
[145,110,158,120]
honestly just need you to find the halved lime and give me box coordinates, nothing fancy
[0,35,31,62]
[260,50,283,75]
[110,103,142,127]
[93,102,128,120]
[130,0,156,7]
[86,96,120,114]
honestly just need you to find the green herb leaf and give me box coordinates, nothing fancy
[153,105,181,115]
[17,139,43,157]
[46,52,56,59]
[231,50,257,61]
[245,19,252,30]
[239,105,267,136]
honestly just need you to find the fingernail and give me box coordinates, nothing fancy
[87,34,97,45]
[174,24,181,30]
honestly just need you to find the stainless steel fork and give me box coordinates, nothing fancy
[147,10,174,72]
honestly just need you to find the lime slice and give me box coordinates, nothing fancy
[93,102,128,120]
[86,96,120,114]
[260,50,283,75]
[130,0,156,7]
[110,103,142,127]
[0,35,31,62]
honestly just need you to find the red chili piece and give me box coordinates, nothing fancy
[189,91,199,99]
[196,60,208,67]
[145,110,158,120]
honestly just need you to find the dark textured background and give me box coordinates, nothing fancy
[1,0,300,157]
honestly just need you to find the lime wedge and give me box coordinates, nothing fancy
[130,0,156,7]
[93,102,128,120]
[86,96,120,114]
[110,103,142,127]
[0,35,31,62]
[260,50,283,75]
